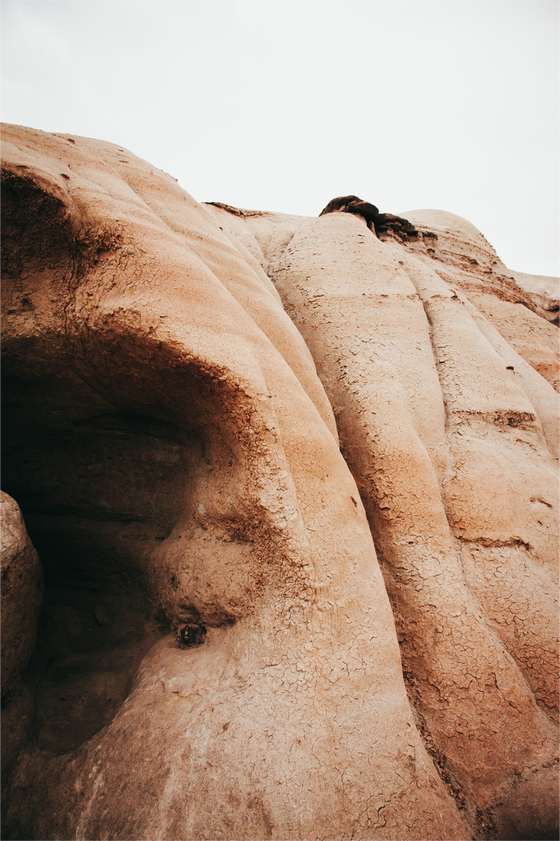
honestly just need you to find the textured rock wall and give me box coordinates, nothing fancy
[1,124,558,841]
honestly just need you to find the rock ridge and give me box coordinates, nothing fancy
[1,125,558,841]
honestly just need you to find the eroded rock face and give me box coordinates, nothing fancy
[1,126,558,841]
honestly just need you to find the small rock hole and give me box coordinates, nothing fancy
[178,624,207,648]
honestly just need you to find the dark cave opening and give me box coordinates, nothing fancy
[2,383,200,755]
[23,560,164,755]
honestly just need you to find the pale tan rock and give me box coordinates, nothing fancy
[1,131,557,840]
[508,270,560,324]
[271,210,559,834]
[1,126,467,841]
[397,208,560,391]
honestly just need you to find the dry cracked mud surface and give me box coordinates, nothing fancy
[1,124,558,841]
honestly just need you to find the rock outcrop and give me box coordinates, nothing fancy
[1,125,558,841]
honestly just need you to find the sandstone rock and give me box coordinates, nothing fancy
[1,125,558,841]
[271,212,558,829]
[1,492,43,782]
[1,492,43,694]
[508,270,560,325]
[396,208,560,390]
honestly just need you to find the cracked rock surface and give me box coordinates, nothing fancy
[1,125,558,841]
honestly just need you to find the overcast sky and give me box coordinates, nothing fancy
[2,0,558,276]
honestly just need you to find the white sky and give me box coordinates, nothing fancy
[2,0,559,276]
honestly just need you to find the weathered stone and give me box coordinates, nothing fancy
[1,124,558,841]
[1,492,43,783]
[1,492,43,695]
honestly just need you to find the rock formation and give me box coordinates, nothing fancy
[1,124,558,841]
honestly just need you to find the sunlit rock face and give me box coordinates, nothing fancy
[1,124,558,841]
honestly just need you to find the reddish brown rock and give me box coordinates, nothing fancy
[1,492,43,782]
[1,492,43,694]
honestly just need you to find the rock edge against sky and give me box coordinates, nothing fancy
[1,124,559,841]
